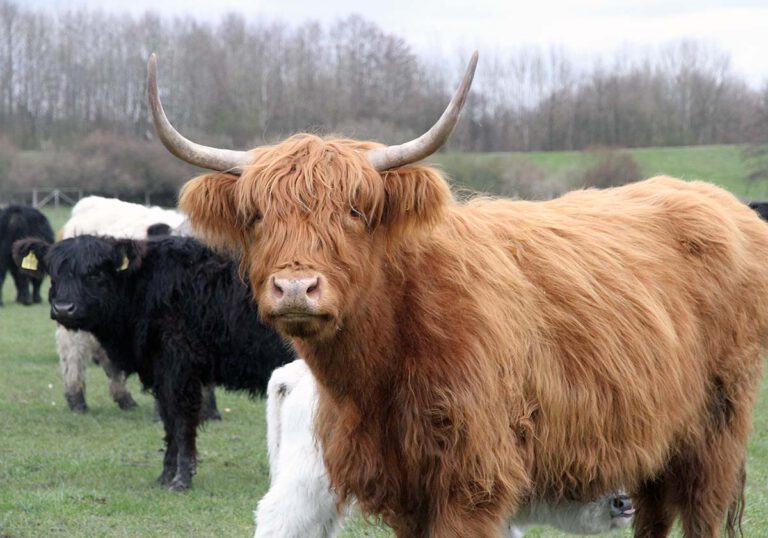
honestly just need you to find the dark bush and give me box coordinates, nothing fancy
[498,157,550,199]
[436,154,570,200]
[436,154,507,194]
[580,150,642,189]
[2,132,198,204]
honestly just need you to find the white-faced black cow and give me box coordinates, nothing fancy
[15,234,296,491]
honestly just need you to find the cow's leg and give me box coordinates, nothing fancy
[155,393,178,487]
[95,346,136,410]
[11,265,32,305]
[427,512,507,538]
[201,383,222,421]
[0,263,6,306]
[31,276,43,303]
[672,414,752,536]
[667,449,746,538]
[388,517,424,538]
[166,372,202,492]
[409,494,512,538]
[669,354,759,538]
[631,474,676,538]
[56,325,89,412]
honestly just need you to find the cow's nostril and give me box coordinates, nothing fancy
[612,495,632,510]
[53,302,76,317]
[271,277,284,299]
[306,277,320,298]
[270,274,322,305]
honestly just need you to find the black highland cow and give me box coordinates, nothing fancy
[14,234,296,491]
[0,205,54,306]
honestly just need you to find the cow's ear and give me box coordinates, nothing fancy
[112,239,145,274]
[12,238,50,277]
[381,164,452,241]
[179,172,244,253]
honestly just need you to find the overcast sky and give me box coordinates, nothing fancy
[23,0,768,86]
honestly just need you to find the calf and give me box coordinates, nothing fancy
[255,359,635,538]
[15,234,296,490]
[0,205,54,306]
[54,196,222,417]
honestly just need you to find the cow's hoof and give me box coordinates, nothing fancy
[157,470,174,486]
[202,408,222,422]
[33,296,42,304]
[17,297,33,306]
[116,394,138,410]
[65,393,89,413]
[168,477,191,492]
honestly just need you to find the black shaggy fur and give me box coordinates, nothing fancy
[748,201,768,221]
[14,234,297,490]
[0,205,54,306]
[146,222,173,237]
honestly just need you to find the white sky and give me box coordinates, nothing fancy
[22,0,768,86]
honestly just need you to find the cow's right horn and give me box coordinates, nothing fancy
[147,53,252,175]
[365,51,478,171]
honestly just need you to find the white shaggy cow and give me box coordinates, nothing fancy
[56,196,186,412]
[254,360,635,538]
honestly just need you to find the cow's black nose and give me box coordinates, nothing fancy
[51,301,77,318]
[611,494,633,514]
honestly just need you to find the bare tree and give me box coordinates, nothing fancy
[0,0,765,170]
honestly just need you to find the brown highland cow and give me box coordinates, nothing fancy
[149,53,768,537]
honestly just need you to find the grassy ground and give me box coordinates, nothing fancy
[2,157,768,537]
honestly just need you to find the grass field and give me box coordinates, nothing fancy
[2,150,768,537]
[435,144,768,199]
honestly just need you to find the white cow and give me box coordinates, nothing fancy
[254,359,635,538]
[57,196,187,412]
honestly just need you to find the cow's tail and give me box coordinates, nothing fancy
[725,460,746,538]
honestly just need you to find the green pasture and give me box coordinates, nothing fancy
[2,148,768,537]
[435,144,768,199]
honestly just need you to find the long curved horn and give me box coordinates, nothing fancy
[147,53,252,175]
[366,51,478,171]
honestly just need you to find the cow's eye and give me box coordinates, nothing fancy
[87,273,101,282]
[248,210,263,226]
[350,207,362,220]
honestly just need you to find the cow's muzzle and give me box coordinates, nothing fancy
[610,494,635,528]
[263,271,335,338]
[270,275,321,309]
[51,301,76,319]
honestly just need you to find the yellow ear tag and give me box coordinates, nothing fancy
[118,254,129,272]
[21,252,38,271]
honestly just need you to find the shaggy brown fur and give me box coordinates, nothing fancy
[179,134,768,538]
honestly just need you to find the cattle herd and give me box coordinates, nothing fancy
[2,51,768,537]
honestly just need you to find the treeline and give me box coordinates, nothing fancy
[0,0,767,198]
[471,43,768,151]
[0,4,447,151]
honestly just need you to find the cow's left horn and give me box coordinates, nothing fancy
[147,53,252,175]
[366,51,478,171]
